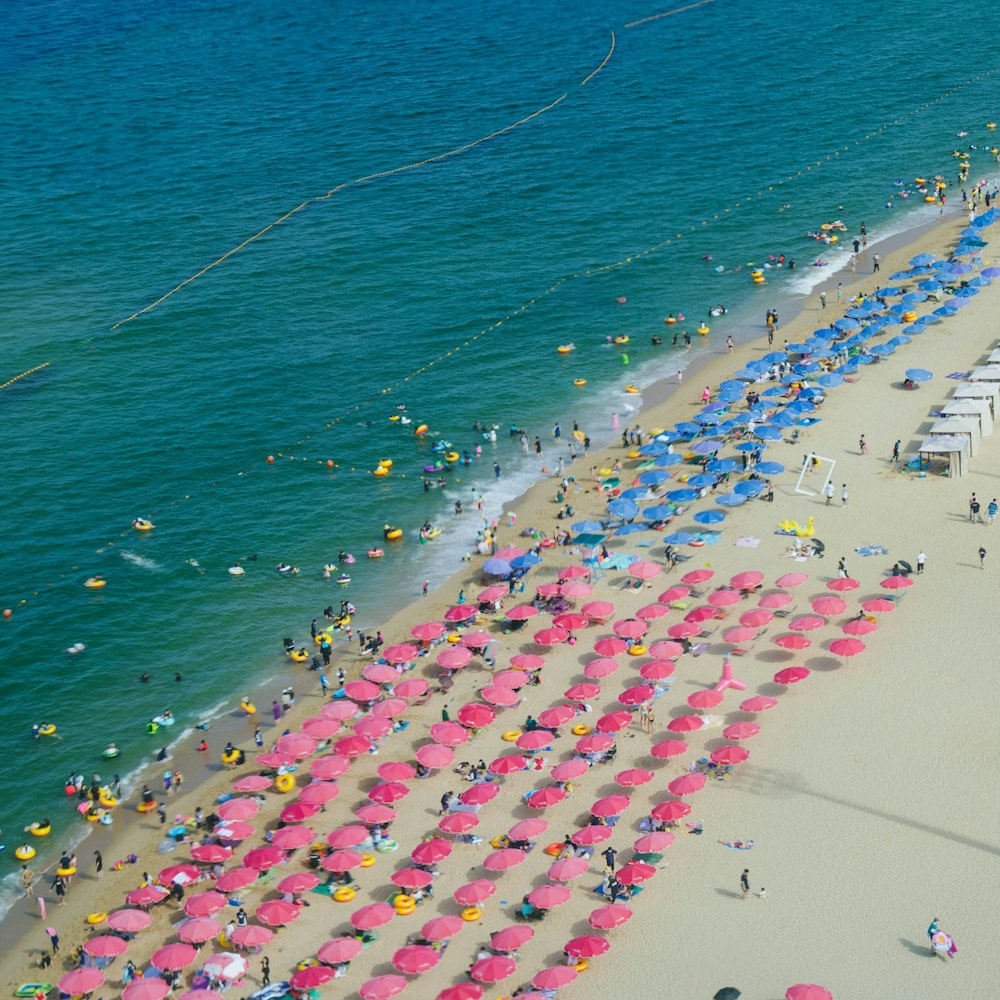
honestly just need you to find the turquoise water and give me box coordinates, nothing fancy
[2,0,999,897]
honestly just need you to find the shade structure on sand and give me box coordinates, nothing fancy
[107,908,152,933]
[122,980,170,1000]
[526,883,571,908]
[83,936,129,957]
[469,956,517,983]
[651,739,689,758]
[785,987,833,1000]
[359,975,408,1000]
[420,914,465,941]
[58,969,104,995]
[392,945,441,975]
[352,903,396,930]
[317,937,363,964]
[256,899,300,926]
[491,925,534,951]
[588,902,633,928]
[230,924,274,948]
[152,943,198,971]
[453,880,496,905]
[564,935,611,957]
[532,967,578,990]
[439,812,480,834]
[290,966,336,990]
[827,576,860,591]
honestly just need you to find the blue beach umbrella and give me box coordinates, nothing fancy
[889,270,913,280]
[756,460,785,475]
[572,521,604,533]
[968,275,992,287]
[663,531,697,545]
[745,360,770,373]
[733,369,761,380]
[690,439,722,454]
[754,426,782,441]
[695,413,724,426]
[868,343,895,356]
[483,559,511,576]
[720,380,746,393]
[910,252,934,266]
[718,390,743,404]
[638,442,668,457]
[768,412,795,428]
[905,368,933,382]
[666,489,699,503]
[706,458,739,473]
[901,291,927,304]
[888,335,912,347]
[786,342,808,354]
[693,509,726,525]
[761,387,784,397]
[734,480,765,497]
[795,361,821,374]
[854,354,876,366]
[954,286,979,297]
[618,488,648,501]
[763,352,787,364]
[653,431,681,443]
[786,400,815,414]
[642,505,675,521]
[735,441,759,452]
[687,474,717,489]
[981,267,1000,277]
[654,453,683,468]
[932,306,957,318]
[674,422,702,437]
[615,523,648,536]
[918,280,943,291]
[608,498,639,519]
[512,553,543,570]
[947,263,972,275]
[638,471,672,485]
[715,493,747,507]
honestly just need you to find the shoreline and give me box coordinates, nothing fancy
[2,198,992,996]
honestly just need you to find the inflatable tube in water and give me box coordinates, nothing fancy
[84,577,106,589]
[274,773,295,793]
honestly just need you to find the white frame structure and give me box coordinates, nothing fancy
[794,452,836,497]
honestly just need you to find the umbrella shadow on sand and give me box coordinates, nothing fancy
[741,765,1000,857]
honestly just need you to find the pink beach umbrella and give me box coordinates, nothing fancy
[276,732,317,758]
[830,637,866,658]
[392,869,433,889]
[613,618,648,639]
[685,606,718,624]
[636,603,671,621]
[454,880,496,906]
[495,546,526,560]
[548,856,589,881]
[723,722,760,740]
[231,774,271,793]
[310,755,350,780]
[516,730,554,751]
[774,666,811,684]
[334,734,372,757]
[740,695,778,712]
[215,868,259,893]
[411,621,446,642]
[506,604,539,621]
[667,621,702,639]
[583,657,619,678]
[230,924,275,949]
[687,689,723,710]
[862,597,895,613]
[510,652,546,670]
[633,831,675,852]
[533,626,569,646]
[842,618,877,636]
[470,956,517,984]
[369,781,410,804]
[581,600,615,620]
[488,754,528,775]
[595,710,633,733]
[576,733,614,754]
[393,945,441,975]
[651,739,689,759]
[318,937,363,964]
[416,743,455,769]
[322,849,364,873]
[184,891,227,917]
[460,631,493,648]
[217,798,260,822]
[811,595,847,616]
[457,703,496,728]
[126,886,169,907]
[478,585,507,603]
[508,818,548,839]
[491,926,534,952]
[243,846,285,871]
[711,745,750,765]
[594,636,628,656]
[740,608,774,628]
[525,787,566,809]
[158,863,200,886]
[658,585,692,603]
[526,883,572,909]
[395,678,429,698]
[377,761,416,782]
[107,909,152,933]
[828,576,860,592]
[438,647,473,669]
[277,872,320,894]
[420,915,464,941]
[789,614,825,632]
[439,982,485,1000]
[588,903,633,929]
[707,588,741,608]
[213,820,255,843]
[536,583,563,598]
[301,716,341,739]
[280,801,320,824]
[444,604,478,622]
[484,848,527,872]
[364,663,402,686]
[616,861,656,885]
[774,633,811,650]
[618,684,655,706]
[532,967,578,990]
[553,612,589,631]
[648,639,685,659]
[668,773,706,796]
[269,825,315,851]
[123,980,171,1000]
[370,698,408,720]
[439,813,479,835]
[550,759,589,782]
[681,568,713,585]
[615,768,654,787]
[359,975,408,1000]
[571,826,612,846]
[730,570,764,589]
[667,715,707,734]
[651,800,691,822]
[559,565,591,580]
[564,682,601,701]
[344,679,381,702]
[411,839,453,864]
[190,844,234,865]
[560,580,593,598]
[758,590,793,608]
[493,669,529,689]
[591,794,630,817]
[356,804,396,826]
[351,903,396,930]
[481,684,519,707]
[152,943,198,971]
[628,560,662,580]
[58,969,104,996]
[786,987,833,1000]
[83,936,128,958]
[639,660,675,681]
[775,572,809,588]
[289,967,336,990]
[722,626,757,644]
[538,705,575,728]
[322,701,361,720]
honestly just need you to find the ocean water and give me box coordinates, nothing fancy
[2,0,999,898]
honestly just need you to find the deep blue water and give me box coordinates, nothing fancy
[2,0,999,902]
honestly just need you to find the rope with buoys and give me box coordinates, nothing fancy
[624,0,717,30]
[0,362,50,394]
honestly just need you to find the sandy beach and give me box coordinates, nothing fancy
[6,206,1000,1000]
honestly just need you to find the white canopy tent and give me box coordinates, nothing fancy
[917,434,969,477]
[929,415,982,456]
[967,365,1000,384]
[940,399,993,436]
[953,381,999,417]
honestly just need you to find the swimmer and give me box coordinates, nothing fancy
[138,673,151,683]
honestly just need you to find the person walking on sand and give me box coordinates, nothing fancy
[261,956,270,986]
[969,493,978,521]
[917,551,926,574]
[859,434,868,455]
[873,252,881,272]
[819,290,827,309]
[838,557,848,578]
[988,499,998,526]
[726,336,734,353]
[740,868,750,900]
[927,917,939,952]
[21,865,33,897]
[841,483,849,507]
[93,850,103,880]
[823,481,834,505]
[892,439,900,463]
[979,545,987,568]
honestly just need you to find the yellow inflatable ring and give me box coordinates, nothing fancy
[446,633,462,643]
[573,379,587,387]
[378,459,393,469]
[87,912,107,925]
[221,750,240,765]
[240,700,256,715]
[444,452,459,463]
[664,316,676,324]
[544,843,563,857]
[385,529,403,541]
[333,887,356,903]
[461,907,482,922]
[627,451,642,460]
[598,468,612,477]
[502,730,522,742]
[137,801,157,813]
[28,823,51,837]
[613,336,629,345]
[625,385,640,394]
[394,894,415,907]
[696,325,709,335]
[571,724,591,736]
[98,796,117,810]
[15,846,36,861]
[84,577,106,589]
[373,466,389,477]
[314,633,332,646]
[86,809,105,822]
[489,837,506,849]
[289,650,309,662]
[360,854,376,868]
[297,959,320,971]
[575,959,589,972]
[628,644,646,656]
[274,773,295,793]
[38,724,56,737]
[924,196,936,203]
[57,867,77,877]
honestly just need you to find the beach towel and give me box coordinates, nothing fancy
[946,372,972,379]
[854,545,889,556]
[796,417,821,426]
[735,536,761,547]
